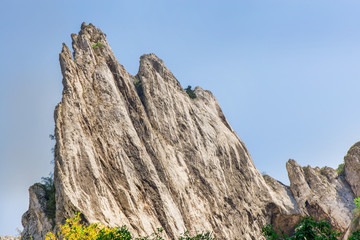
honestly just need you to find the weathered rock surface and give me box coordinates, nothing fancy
[21,23,360,239]
[345,142,360,197]
[0,236,20,240]
[51,22,276,240]
[287,160,354,233]
[21,184,53,240]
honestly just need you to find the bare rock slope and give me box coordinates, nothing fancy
[22,23,359,239]
[52,23,276,239]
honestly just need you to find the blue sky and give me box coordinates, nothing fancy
[1,0,360,236]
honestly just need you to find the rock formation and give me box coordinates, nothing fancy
[21,23,360,239]
[0,236,20,240]
[22,184,53,240]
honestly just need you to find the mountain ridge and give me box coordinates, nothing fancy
[21,23,360,240]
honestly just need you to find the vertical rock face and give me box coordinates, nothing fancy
[21,184,53,240]
[345,142,360,197]
[21,23,360,239]
[286,160,355,233]
[50,23,277,239]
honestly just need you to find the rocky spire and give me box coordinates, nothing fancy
[21,23,360,239]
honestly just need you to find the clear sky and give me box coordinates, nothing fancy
[1,0,360,236]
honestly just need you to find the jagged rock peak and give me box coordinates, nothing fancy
[21,23,360,240]
[39,22,278,240]
[21,184,53,240]
[286,159,355,233]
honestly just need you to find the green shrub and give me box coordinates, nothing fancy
[40,174,56,223]
[178,231,215,240]
[185,85,197,99]
[262,225,287,240]
[355,197,360,210]
[349,230,360,240]
[133,77,145,105]
[336,163,345,176]
[262,216,342,239]
[92,42,104,49]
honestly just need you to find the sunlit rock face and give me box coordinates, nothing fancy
[21,23,359,239]
[49,23,277,240]
[286,160,355,233]
[345,142,360,197]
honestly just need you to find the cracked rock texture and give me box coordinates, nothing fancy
[21,184,53,240]
[22,23,360,239]
[286,160,355,233]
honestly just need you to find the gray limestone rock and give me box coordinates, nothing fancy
[51,22,273,240]
[21,184,53,240]
[345,142,360,197]
[286,160,355,233]
[21,23,360,239]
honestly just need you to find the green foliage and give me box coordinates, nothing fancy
[133,77,145,105]
[46,214,214,240]
[336,163,345,176]
[354,197,360,210]
[178,231,215,240]
[349,230,360,240]
[262,225,288,240]
[92,42,104,49]
[185,85,197,99]
[136,228,165,240]
[292,216,341,239]
[40,173,56,223]
[49,134,55,140]
[262,216,342,240]
[134,77,143,96]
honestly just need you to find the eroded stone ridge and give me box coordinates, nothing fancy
[21,23,360,239]
[49,22,274,239]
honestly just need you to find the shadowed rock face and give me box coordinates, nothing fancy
[21,23,359,239]
[21,184,53,240]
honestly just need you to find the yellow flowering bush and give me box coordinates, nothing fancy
[46,213,214,240]
[45,213,132,240]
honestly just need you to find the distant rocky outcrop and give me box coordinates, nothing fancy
[0,236,20,240]
[21,23,360,239]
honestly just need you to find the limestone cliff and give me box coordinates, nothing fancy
[49,22,276,239]
[21,23,359,239]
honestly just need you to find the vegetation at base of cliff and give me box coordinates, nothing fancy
[263,198,360,240]
[336,163,345,176]
[185,85,197,99]
[352,196,360,229]
[350,197,360,239]
[40,173,56,223]
[263,216,342,239]
[46,213,214,240]
[349,230,360,240]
